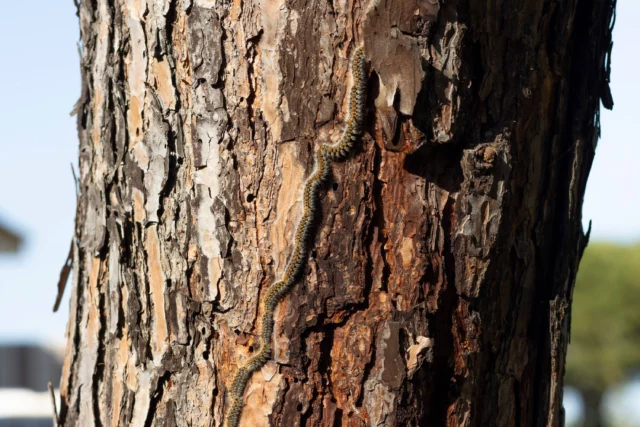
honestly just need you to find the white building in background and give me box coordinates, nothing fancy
[0,345,62,392]
[0,216,59,426]
[0,346,63,425]
[0,387,59,427]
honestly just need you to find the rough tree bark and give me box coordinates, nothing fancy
[58,0,615,426]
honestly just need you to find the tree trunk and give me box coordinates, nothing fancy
[58,0,615,426]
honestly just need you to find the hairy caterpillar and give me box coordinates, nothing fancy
[224,46,368,427]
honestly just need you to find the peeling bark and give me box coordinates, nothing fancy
[60,0,615,426]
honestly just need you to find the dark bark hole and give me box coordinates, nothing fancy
[311,250,317,259]
[332,182,339,191]
[246,193,255,203]
[296,404,303,412]
[248,346,254,353]
[334,408,343,427]
[389,91,404,149]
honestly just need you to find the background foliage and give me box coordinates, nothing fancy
[567,243,640,393]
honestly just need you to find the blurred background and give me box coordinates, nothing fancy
[0,1,637,426]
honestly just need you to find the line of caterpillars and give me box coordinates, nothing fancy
[224,46,369,427]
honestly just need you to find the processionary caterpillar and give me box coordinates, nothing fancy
[224,46,368,427]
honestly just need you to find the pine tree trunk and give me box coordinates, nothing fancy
[58,0,615,426]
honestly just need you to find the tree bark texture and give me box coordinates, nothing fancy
[59,0,615,426]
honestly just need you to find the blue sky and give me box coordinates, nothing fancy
[0,0,638,345]
[582,0,640,243]
[0,1,79,343]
